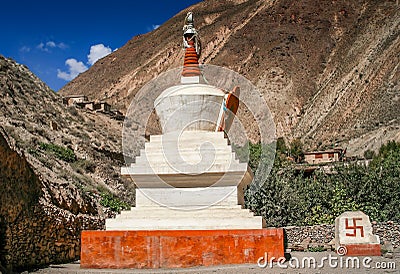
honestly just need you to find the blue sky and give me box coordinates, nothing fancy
[1,0,201,91]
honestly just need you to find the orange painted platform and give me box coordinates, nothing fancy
[80,229,284,269]
[342,244,381,256]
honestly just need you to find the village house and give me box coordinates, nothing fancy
[94,102,111,112]
[62,95,88,106]
[304,148,344,165]
[77,101,95,110]
[62,95,111,112]
[62,95,122,120]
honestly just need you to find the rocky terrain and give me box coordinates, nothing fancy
[60,0,400,156]
[0,55,133,271]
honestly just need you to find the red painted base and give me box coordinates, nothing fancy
[81,229,284,269]
[342,244,381,256]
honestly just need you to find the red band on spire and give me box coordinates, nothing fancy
[182,39,200,77]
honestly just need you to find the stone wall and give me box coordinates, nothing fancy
[1,202,104,272]
[0,130,104,272]
[284,222,400,251]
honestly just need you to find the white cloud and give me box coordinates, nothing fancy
[46,41,56,48]
[147,24,160,32]
[57,43,113,82]
[58,42,68,49]
[37,42,48,52]
[19,46,31,53]
[57,58,88,81]
[87,44,112,65]
[37,41,68,52]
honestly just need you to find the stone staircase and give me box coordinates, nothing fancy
[111,130,265,230]
[106,205,265,230]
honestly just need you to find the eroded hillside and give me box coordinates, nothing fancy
[60,0,400,155]
[0,55,133,270]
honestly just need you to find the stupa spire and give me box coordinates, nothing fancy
[181,12,201,83]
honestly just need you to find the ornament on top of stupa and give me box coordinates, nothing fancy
[181,12,202,83]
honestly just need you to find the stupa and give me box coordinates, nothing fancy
[81,12,284,269]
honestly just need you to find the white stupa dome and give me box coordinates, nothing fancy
[154,84,225,133]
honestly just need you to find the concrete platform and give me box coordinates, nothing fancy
[80,229,284,269]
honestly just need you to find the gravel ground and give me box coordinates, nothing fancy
[32,252,399,274]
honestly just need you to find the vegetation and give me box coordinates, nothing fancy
[39,142,76,162]
[100,192,130,213]
[244,140,400,227]
[307,246,326,252]
[364,149,376,159]
[71,159,96,173]
[289,138,304,163]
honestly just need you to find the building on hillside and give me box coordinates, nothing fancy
[110,109,125,120]
[304,148,345,165]
[94,102,111,112]
[63,95,111,111]
[70,100,111,112]
[62,95,120,119]
[76,101,95,110]
[62,95,88,106]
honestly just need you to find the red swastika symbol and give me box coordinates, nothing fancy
[345,217,364,237]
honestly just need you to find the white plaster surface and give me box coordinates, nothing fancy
[115,109,263,230]
[135,186,241,208]
[154,84,225,133]
[335,211,380,248]
[106,201,265,230]
[121,131,252,188]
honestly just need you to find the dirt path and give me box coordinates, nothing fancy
[32,251,399,274]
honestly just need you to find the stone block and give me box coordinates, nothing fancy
[335,211,380,256]
[343,244,381,256]
[81,229,284,269]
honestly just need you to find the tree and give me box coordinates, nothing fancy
[289,138,304,163]
[244,140,400,226]
[363,149,376,159]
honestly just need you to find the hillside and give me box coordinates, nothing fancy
[0,55,133,271]
[60,0,400,155]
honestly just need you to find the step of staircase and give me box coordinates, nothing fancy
[106,215,264,230]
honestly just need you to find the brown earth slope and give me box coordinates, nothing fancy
[60,0,400,155]
[0,55,133,271]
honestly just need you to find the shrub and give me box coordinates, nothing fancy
[100,192,130,213]
[39,142,76,162]
[27,148,39,157]
[364,149,375,159]
[308,246,326,252]
[244,140,400,226]
[289,138,304,163]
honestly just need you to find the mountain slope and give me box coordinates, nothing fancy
[0,55,132,271]
[60,0,400,155]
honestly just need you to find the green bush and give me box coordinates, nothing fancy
[39,142,76,162]
[289,138,304,163]
[244,141,400,226]
[27,148,39,157]
[308,246,326,252]
[364,149,376,159]
[100,192,130,213]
